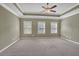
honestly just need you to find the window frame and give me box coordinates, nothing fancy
[37,21,46,34]
[50,22,58,34]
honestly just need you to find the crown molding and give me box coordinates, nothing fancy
[20,15,61,19]
[61,4,79,16]
[0,3,23,17]
[60,5,79,19]
[13,3,23,14]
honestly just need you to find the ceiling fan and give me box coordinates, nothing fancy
[42,3,57,13]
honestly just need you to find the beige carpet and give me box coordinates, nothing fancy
[0,37,79,56]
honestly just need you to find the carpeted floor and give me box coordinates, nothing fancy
[0,37,79,56]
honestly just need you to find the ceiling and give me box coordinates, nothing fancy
[1,3,79,19]
[16,3,77,16]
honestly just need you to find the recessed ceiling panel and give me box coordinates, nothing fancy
[16,3,77,15]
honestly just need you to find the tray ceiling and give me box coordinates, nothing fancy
[16,3,77,16]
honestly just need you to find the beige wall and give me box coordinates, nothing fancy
[0,6,19,50]
[61,14,79,42]
[20,18,61,37]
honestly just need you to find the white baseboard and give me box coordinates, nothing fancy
[61,35,79,45]
[0,37,19,53]
[65,39,79,45]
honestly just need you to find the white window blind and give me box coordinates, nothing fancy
[51,22,57,33]
[23,21,32,34]
[38,21,45,34]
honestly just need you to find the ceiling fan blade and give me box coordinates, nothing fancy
[50,10,56,12]
[50,5,57,9]
[42,6,46,9]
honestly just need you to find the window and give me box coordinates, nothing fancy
[37,21,45,34]
[23,21,32,34]
[51,22,57,33]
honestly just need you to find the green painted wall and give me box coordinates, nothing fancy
[20,18,61,37]
[61,14,79,42]
[0,6,19,50]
